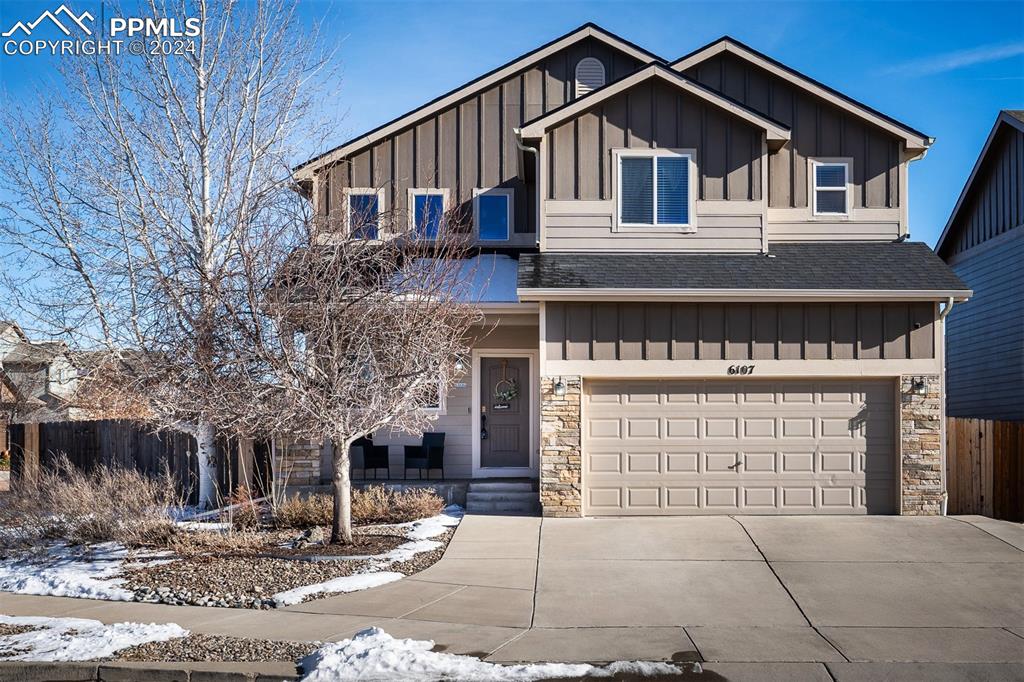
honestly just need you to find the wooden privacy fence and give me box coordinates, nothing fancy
[946,418,1024,521]
[8,420,273,506]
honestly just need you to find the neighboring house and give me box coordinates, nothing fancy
[291,24,970,517]
[935,111,1023,423]
[0,321,82,427]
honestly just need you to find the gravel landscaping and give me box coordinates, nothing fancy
[111,633,318,663]
[121,524,457,609]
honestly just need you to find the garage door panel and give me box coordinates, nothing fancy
[584,379,895,516]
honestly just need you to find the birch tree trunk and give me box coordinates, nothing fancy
[195,421,218,508]
[331,438,354,544]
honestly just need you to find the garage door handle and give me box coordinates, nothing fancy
[728,461,742,470]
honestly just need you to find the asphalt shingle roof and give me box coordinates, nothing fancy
[517,242,969,292]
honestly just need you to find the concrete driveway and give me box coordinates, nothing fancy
[1,514,1022,680]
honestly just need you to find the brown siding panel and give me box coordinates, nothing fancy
[671,303,699,360]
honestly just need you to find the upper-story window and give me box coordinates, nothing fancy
[574,57,605,98]
[474,188,513,241]
[344,188,384,239]
[811,159,851,216]
[615,149,695,230]
[408,189,448,240]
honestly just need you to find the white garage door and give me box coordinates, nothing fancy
[584,379,896,515]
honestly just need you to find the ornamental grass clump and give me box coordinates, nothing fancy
[272,486,444,530]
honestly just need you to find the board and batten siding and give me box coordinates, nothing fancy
[544,301,936,362]
[679,51,904,241]
[941,124,1024,258]
[317,37,643,243]
[945,226,1024,422]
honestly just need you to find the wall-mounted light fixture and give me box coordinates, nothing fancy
[910,377,928,396]
[453,354,469,373]
[553,379,567,396]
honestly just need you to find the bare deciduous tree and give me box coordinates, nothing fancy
[0,0,332,506]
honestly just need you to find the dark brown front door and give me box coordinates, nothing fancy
[480,357,530,468]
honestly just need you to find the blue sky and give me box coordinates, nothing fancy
[1,0,1022,246]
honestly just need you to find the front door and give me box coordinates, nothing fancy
[480,357,530,468]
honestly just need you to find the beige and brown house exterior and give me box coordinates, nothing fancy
[292,24,970,517]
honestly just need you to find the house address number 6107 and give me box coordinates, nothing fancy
[727,365,755,375]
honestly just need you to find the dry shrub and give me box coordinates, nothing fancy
[226,485,264,530]
[272,486,445,529]
[0,455,182,549]
[163,528,268,558]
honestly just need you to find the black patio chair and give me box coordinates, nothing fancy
[403,432,445,480]
[350,437,390,479]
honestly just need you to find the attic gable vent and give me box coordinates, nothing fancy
[574,57,606,98]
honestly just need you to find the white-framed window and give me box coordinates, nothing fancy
[408,188,449,240]
[811,159,851,216]
[614,149,696,230]
[473,187,513,241]
[343,188,385,239]
[575,57,606,98]
[419,375,446,414]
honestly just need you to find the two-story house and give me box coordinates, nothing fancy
[292,24,970,517]
[935,111,1023,423]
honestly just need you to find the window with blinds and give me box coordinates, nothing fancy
[812,160,850,215]
[617,151,692,228]
[574,57,606,98]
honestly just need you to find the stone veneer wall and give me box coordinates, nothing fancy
[280,439,322,487]
[900,374,943,515]
[540,376,582,517]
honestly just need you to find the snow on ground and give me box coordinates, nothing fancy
[0,614,187,661]
[272,506,464,606]
[0,542,166,601]
[300,627,685,681]
[273,572,405,607]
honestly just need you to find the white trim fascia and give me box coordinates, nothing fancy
[473,187,514,242]
[516,288,973,302]
[477,302,539,314]
[671,40,932,151]
[546,358,942,378]
[935,112,1024,255]
[520,64,790,144]
[471,349,540,478]
[294,25,661,180]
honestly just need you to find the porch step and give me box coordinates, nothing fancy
[466,481,534,493]
[465,489,540,515]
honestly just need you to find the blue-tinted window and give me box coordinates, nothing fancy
[348,194,379,239]
[656,156,689,225]
[814,162,848,214]
[414,193,445,239]
[620,156,653,224]
[477,193,510,240]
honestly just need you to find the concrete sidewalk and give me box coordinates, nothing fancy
[1,514,1023,680]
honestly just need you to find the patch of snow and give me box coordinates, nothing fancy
[0,542,149,601]
[300,627,685,681]
[0,614,188,661]
[403,506,464,541]
[273,572,405,607]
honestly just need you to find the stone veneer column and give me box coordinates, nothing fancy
[540,376,582,517]
[900,375,943,515]
[279,439,322,487]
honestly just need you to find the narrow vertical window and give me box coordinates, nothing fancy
[812,161,850,215]
[344,188,384,239]
[410,190,447,239]
[474,188,513,241]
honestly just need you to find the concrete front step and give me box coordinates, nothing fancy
[466,499,542,514]
[466,491,538,504]
[467,481,535,493]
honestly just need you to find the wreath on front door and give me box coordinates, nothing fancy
[493,360,519,403]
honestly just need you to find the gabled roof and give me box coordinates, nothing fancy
[517,242,971,301]
[935,110,1024,257]
[294,23,664,179]
[671,36,933,152]
[518,63,790,147]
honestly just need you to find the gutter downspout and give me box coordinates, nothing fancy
[513,129,540,247]
[938,296,955,516]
